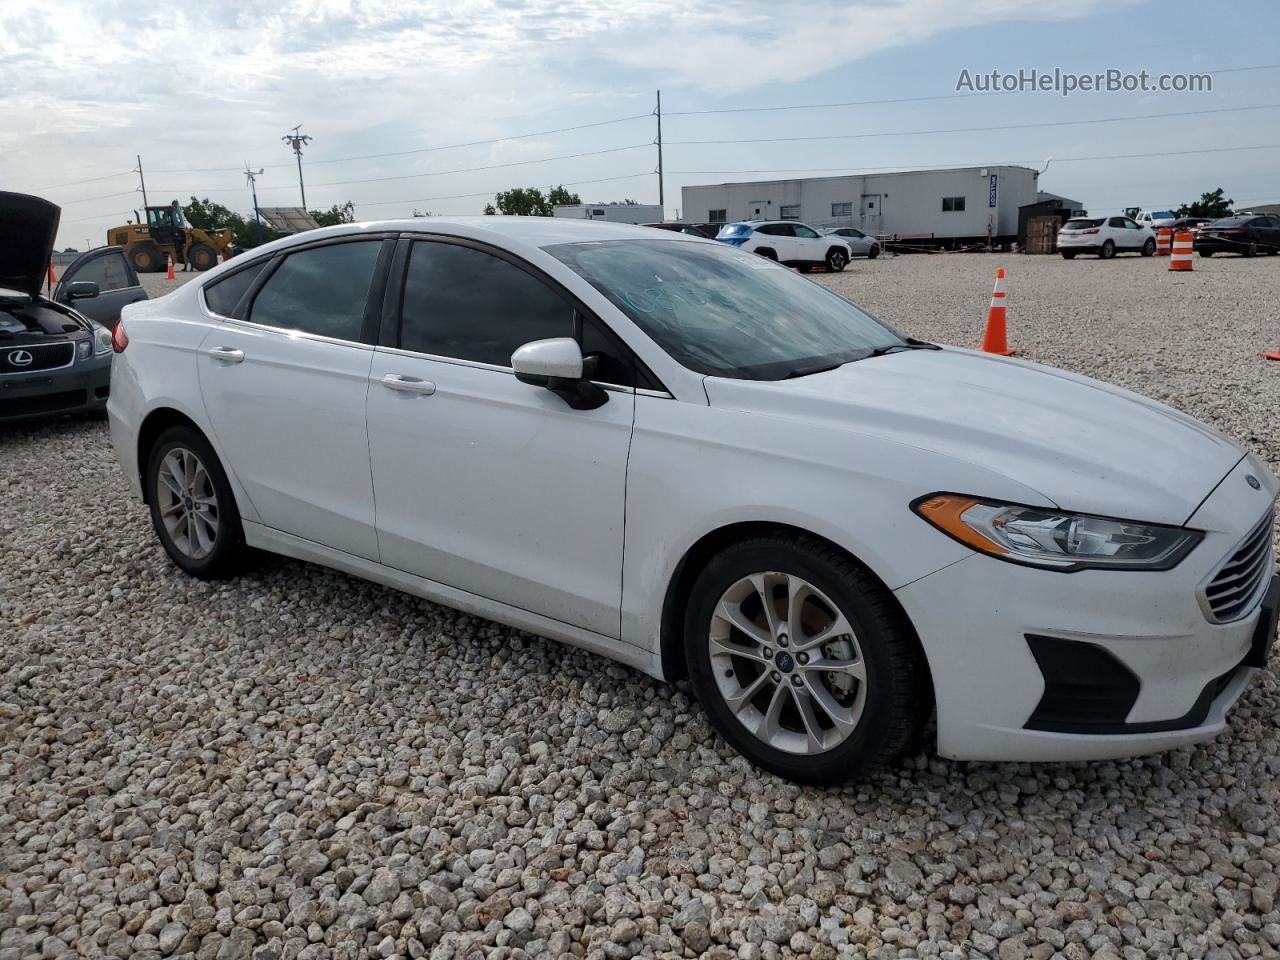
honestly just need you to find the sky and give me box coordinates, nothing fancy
[2,0,1276,250]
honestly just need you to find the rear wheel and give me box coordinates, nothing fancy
[756,248,778,261]
[1244,242,1258,258]
[1099,239,1116,259]
[825,248,848,272]
[1141,238,1156,257]
[145,426,247,579]
[1199,250,1215,258]
[128,243,163,273]
[188,243,218,271]
[684,535,926,784]
[1061,251,1077,260]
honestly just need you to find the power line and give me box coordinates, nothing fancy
[58,189,142,205]
[667,142,1280,179]
[667,103,1280,147]
[352,171,654,209]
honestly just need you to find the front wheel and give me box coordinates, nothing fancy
[145,426,247,579]
[867,244,880,259]
[1099,240,1116,259]
[188,243,218,271]
[1141,238,1156,257]
[684,535,926,784]
[825,248,848,272]
[1244,242,1258,258]
[1199,249,1214,258]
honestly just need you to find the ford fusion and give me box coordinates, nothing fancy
[107,218,1278,784]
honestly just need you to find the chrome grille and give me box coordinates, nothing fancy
[1200,508,1276,623]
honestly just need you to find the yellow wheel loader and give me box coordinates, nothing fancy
[107,203,235,273]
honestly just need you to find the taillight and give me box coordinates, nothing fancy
[111,320,129,353]
[1082,228,1099,235]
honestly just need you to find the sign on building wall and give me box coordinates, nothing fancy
[988,174,998,208]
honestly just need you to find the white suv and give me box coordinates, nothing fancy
[1057,216,1157,260]
[717,220,853,272]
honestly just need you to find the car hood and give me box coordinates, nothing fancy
[0,192,60,299]
[704,347,1245,526]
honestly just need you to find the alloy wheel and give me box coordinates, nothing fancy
[709,571,867,755]
[156,446,220,560]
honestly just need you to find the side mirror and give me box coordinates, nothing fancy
[511,337,608,411]
[66,281,100,301]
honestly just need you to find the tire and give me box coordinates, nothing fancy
[1060,251,1077,260]
[1141,238,1156,257]
[1244,242,1258,258]
[867,244,880,259]
[128,243,164,273]
[684,534,926,784]
[145,426,247,579]
[825,248,848,272]
[756,248,778,261]
[188,243,218,271]
[1199,250,1214,258]
[1099,240,1116,260]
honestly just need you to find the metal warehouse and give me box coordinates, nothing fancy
[681,165,1044,247]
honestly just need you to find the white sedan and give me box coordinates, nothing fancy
[108,218,1278,784]
[823,227,880,258]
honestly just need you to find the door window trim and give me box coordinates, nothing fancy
[383,232,667,393]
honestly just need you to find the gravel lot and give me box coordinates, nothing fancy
[4,253,1280,960]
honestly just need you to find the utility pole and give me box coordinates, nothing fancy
[281,125,313,211]
[134,154,149,209]
[654,91,665,216]
[244,165,265,245]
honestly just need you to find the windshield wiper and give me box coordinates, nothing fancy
[781,361,845,379]
[866,337,941,357]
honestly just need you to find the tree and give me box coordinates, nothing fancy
[489,185,582,216]
[183,196,280,250]
[1175,188,1233,219]
[310,201,355,227]
[547,185,581,208]
[62,246,79,253]
[482,203,496,215]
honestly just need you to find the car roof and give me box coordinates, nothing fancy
[367,216,691,248]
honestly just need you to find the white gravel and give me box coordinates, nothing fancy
[3,252,1279,960]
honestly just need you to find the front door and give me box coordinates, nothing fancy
[197,238,390,560]
[54,247,146,327]
[791,223,825,262]
[366,237,635,638]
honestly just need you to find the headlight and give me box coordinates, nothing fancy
[912,494,1201,571]
[77,339,92,361]
[94,326,112,356]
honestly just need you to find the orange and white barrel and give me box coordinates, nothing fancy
[1155,228,1172,256]
[1168,231,1194,272]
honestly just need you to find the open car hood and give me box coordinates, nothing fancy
[0,192,60,299]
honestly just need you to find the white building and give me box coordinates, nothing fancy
[552,203,663,225]
[681,166,1043,246]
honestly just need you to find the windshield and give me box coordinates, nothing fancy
[547,238,904,379]
[1151,211,1174,220]
[1064,218,1103,229]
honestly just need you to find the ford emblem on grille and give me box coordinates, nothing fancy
[8,350,34,367]
[1247,474,1261,490]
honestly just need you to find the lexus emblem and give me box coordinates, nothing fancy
[8,350,33,367]
[1247,474,1262,490]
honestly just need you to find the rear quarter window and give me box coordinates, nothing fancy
[203,260,270,319]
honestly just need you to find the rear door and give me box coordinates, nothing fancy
[197,237,393,560]
[54,247,146,327]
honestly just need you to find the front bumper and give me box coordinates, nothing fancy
[0,357,111,422]
[897,456,1278,762]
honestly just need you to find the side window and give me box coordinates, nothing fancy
[68,252,132,292]
[793,225,820,239]
[1108,217,1127,228]
[204,260,270,318]
[1123,218,1140,229]
[249,241,381,341]
[400,242,573,366]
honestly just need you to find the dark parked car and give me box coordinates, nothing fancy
[52,245,147,328]
[640,222,718,238]
[0,192,129,423]
[1194,215,1280,257]
[1168,217,1213,236]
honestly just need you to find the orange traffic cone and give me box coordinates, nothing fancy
[166,255,175,281]
[980,267,1015,356]
[47,261,57,291]
[1168,230,1193,271]
[1155,227,1172,256]
[1265,344,1280,361]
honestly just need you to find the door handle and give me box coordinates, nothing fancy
[206,346,245,363]
[381,373,436,396]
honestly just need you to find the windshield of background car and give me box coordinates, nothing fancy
[717,223,752,237]
[1064,218,1103,229]
[547,239,904,380]
[1152,211,1174,219]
